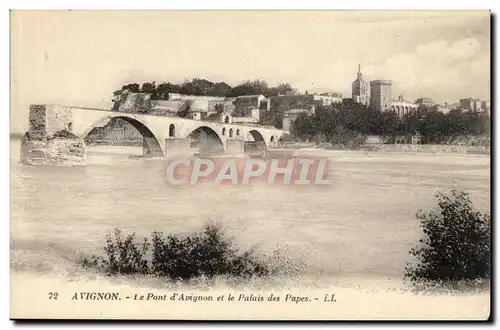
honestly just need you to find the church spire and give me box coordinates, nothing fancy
[357,64,363,80]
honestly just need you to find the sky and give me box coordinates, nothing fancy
[11,10,490,133]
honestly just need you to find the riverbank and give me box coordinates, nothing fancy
[285,143,490,155]
[10,270,489,320]
[10,242,490,320]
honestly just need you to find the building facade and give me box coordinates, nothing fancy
[269,93,340,114]
[351,65,370,106]
[123,123,143,142]
[414,97,436,108]
[234,95,268,114]
[390,95,417,117]
[459,97,490,112]
[370,80,392,112]
[167,93,227,102]
[481,100,491,113]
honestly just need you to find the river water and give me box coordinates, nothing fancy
[10,138,491,280]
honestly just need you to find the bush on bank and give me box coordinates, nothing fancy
[81,222,304,281]
[405,189,491,290]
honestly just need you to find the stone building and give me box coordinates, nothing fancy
[167,92,227,102]
[370,80,392,112]
[207,100,236,113]
[106,127,125,141]
[234,95,268,114]
[390,95,417,118]
[482,100,491,114]
[459,97,490,112]
[269,93,338,114]
[351,64,370,106]
[414,97,436,108]
[123,123,143,142]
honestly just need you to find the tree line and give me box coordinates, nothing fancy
[113,78,297,102]
[292,101,490,145]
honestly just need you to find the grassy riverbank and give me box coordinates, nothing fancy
[10,245,490,320]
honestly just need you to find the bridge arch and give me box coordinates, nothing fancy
[245,129,268,153]
[186,126,225,155]
[82,115,164,156]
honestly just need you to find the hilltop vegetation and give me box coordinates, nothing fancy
[112,79,298,102]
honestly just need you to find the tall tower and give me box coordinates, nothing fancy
[351,64,370,106]
[369,80,393,112]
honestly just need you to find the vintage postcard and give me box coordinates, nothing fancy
[10,10,491,320]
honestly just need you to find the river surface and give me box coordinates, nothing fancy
[10,138,491,279]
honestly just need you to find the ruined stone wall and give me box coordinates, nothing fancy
[28,105,47,140]
[45,105,73,136]
[118,93,153,113]
[20,135,87,166]
[28,104,74,139]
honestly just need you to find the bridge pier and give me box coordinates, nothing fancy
[164,138,191,157]
[225,139,245,156]
[142,137,164,157]
[199,130,225,156]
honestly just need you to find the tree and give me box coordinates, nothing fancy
[209,82,231,97]
[416,108,447,144]
[156,82,181,99]
[379,111,400,141]
[228,80,269,97]
[141,82,156,94]
[291,113,315,141]
[121,83,140,93]
[405,189,490,287]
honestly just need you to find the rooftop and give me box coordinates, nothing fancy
[236,94,265,99]
[370,79,392,85]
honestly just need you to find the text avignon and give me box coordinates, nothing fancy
[71,292,120,300]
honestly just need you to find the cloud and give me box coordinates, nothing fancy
[368,37,489,103]
[416,37,482,61]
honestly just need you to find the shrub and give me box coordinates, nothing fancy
[82,229,149,275]
[82,222,302,282]
[151,225,270,280]
[405,189,491,288]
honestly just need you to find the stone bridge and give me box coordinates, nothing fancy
[27,104,288,157]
